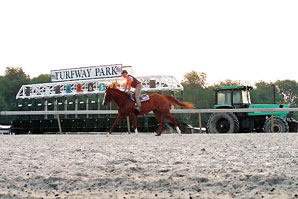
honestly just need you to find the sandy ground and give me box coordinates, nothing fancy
[0,133,297,199]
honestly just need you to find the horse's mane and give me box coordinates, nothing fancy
[109,87,129,97]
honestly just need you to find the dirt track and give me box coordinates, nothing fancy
[0,133,297,199]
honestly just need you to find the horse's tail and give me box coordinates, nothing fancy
[164,95,194,109]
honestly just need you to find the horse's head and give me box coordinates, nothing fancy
[102,86,127,106]
[102,86,112,106]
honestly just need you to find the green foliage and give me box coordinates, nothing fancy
[275,80,298,106]
[181,71,213,126]
[0,67,53,111]
[213,79,246,87]
[250,81,285,104]
[182,71,208,88]
[30,74,51,84]
[0,67,30,111]
[0,94,8,110]
[182,71,212,109]
[275,80,298,119]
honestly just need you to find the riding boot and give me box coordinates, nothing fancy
[137,105,141,112]
[134,103,141,112]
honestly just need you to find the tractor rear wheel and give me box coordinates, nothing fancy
[263,117,289,133]
[207,113,240,133]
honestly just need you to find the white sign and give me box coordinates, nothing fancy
[51,64,122,82]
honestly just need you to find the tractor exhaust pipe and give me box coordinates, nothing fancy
[272,84,276,104]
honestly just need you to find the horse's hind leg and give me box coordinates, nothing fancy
[164,112,181,135]
[153,110,165,136]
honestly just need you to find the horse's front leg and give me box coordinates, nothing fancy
[129,113,138,135]
[108,114,123,135]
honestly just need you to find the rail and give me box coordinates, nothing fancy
[1,108,298,116]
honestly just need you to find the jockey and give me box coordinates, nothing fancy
[121,70,142,111]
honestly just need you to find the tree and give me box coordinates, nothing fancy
[275,80,298,106]
[0,92,8,111]
[251,81,272,104]
[181,71,211,107]
[213,79,247,87]
[181,71,213,127]
[251,81,284,104]
[30,74,51,84]
[182,71,208,88]
[0,67,30,110]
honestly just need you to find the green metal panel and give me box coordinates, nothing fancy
[215,86,252,91]
[97,118,109,132]
[61,119,74,132]
[49,119,58,132]
[41,120,51,132]
[73,119,85,132]
[148,116,158,132]
[21,120,31,133]
[31,120,41,133]
[248,104,289,119]
[85,118,97,132]
[11,120,22,134]
[214,104,233,109]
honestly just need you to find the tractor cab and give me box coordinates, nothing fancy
[214,86,252,109]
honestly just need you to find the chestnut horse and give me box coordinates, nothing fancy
[102,87,194,136]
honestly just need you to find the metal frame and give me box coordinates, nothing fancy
[16,75,184,99]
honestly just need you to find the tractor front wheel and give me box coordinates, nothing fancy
[207,113,240,133]
[263,117,289,133]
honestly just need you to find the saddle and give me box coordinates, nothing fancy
[129,93,150,102]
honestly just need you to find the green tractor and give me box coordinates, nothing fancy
[207,86,298,133]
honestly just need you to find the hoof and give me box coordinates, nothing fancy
[155,133,161,136]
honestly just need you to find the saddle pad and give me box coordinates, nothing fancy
[140,94,150,102]
[130,94,150,102]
